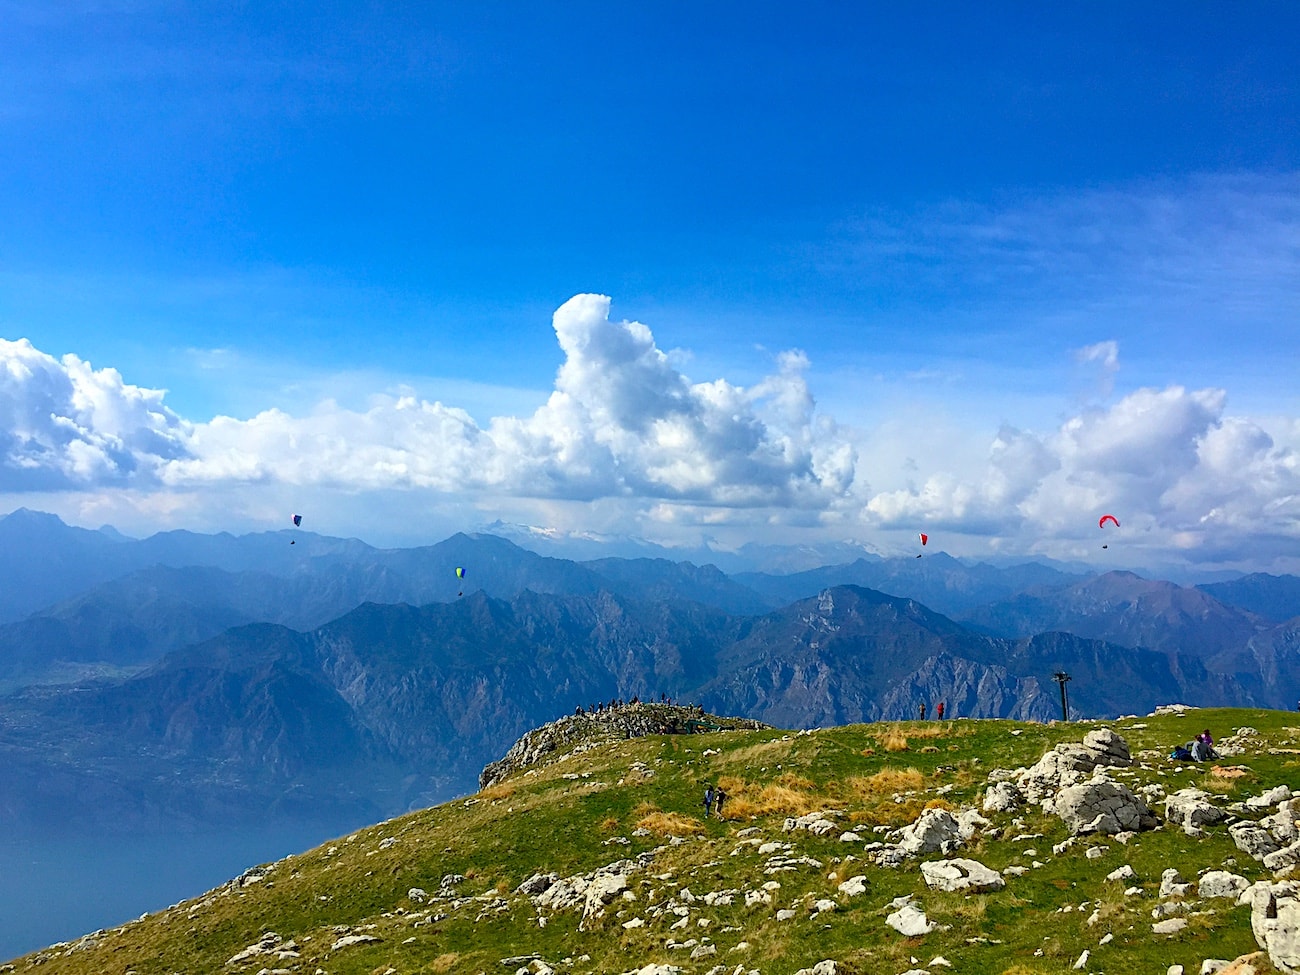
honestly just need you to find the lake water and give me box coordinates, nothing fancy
[0,820,364,962]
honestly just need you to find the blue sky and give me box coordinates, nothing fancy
[1,2,1298,572]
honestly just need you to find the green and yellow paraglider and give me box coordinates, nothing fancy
[456,566,465,597]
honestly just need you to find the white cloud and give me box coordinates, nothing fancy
[3,296,1300,571]
[154,295,856,510]
[0,338,190,489]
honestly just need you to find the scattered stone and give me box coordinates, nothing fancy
[1107,864,1136,882]
[886,896,941,936]
[920,858,1006,893]
[1161,868,1194,898]
[983,781,1024,813]
[1152,917,1188,936]
[1264,841,1300,874]
[331,933,381,951]
[1200,871,1251,900]
[517,873,559,896]
[1248,880,1300,973]
[1232,822,1284,860]
[837,875,868,897]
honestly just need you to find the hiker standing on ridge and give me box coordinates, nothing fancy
[703,785,715,817]
[918,702,927,721]
[937,701,945,720]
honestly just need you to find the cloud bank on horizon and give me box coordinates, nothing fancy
[1,293,1296,571]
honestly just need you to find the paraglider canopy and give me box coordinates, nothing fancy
[919,533,928,546]
[1099,513,1119,549]
[455,567,465,578]
[292,514,302,527]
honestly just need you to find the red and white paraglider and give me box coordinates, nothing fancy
[917,532,928,558]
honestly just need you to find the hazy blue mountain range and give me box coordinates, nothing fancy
[1198,572,1300,623]
[0,582,1282,837]
[2,508,1300,838]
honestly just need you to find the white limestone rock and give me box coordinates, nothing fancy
[837,875,868,897]
[897,808,964,857]
[919,858,1006,893]
[1166,788,1229,829]
[1200,871,1251,900]
[1248,880,1300,974]
[1232,821,1284,860]
[889,899,941,941]
[983,781,1024,813]
[1047,779,1158,835]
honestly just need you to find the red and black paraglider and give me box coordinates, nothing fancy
[290,513,302,544]
[916,532,928,558]
[1098,513,1119,548]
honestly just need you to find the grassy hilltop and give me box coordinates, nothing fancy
[10,707,1300,975]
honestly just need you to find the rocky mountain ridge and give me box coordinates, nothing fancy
[12,706,1300,974]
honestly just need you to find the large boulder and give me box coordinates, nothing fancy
[1248,880,1300,973]
[1264,799,1300,846]
[897,808,964,856]
[1201,871,1251,900]
[1264,841,1300,875]
[1233,822,1284,861]
[920,858,1006,893]
[1165,789,1228,830]
[1046,778,1158,836]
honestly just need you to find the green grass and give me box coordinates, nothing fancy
[10,707,1298,974]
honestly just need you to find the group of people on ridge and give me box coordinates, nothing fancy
[917,701,947,720]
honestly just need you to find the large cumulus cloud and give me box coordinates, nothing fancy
[0,339,190,489]
[159,294,856,508]
[868,372,1300,561]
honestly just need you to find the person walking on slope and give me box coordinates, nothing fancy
[703,785,715,817]
[714,787,727,819]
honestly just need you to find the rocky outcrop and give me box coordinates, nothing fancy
[1016,728,1132,803]
[480,704,768,788]
[1247,881,1300,973]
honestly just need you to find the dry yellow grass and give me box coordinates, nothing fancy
[880,729,910,752]
[712,774,820,817]
[920,745,940,753]
[923,797,956,811]
[774,771,815,790]
[428,954,461,973]
[636,810,706,836]
[848,767,924,795]
[598,815,620,831]
[709,739,794,768]
[478,781,516,801]
[1208,764,1251,779]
